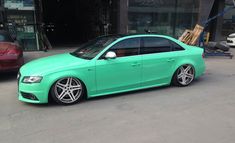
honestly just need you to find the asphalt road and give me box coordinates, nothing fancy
[0,49,235,143]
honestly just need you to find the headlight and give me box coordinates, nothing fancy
[22,76,43,83]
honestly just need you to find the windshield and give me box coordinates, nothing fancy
[0,32,14,42]
[71,36,119,60]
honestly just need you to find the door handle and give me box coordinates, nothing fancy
[131,63,141,67]
[131,63,138,67]
[167,58,175,62]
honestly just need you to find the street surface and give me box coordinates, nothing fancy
[0,48,235,143]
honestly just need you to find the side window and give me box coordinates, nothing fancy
[109,38,140,57]
[141,37,172,54]
[171,41,185,51]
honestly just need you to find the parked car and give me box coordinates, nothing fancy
[0,31,24,72]
[227,33,235,47]
[18,34,205,105]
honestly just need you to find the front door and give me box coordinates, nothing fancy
[95,38,141,95]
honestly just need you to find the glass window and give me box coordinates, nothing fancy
[221,0,235,38]
[0,32,14,42]
[72,36,119,60]
[171,41,185,51]
[109,38,140,57]
[128,0,199,38]
[4,0,34,10]
[6,10,37,51]
[141,37,172,54]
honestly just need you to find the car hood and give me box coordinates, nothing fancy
[20,53,89,76]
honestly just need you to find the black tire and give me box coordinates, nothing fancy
[215,41,230,52]
[207,42,218,51]
[172,65,195,87]
[50,77,84,105]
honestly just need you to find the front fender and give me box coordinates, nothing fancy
[45,68,96,99]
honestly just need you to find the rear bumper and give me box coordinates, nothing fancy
[0,55,24,72]
[195,61,206,79]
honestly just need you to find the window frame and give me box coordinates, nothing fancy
[0,32,14,43]
[169,40,185,51]
[99,37,141,59]
[140,37,173,55]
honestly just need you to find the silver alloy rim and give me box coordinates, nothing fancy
[54,77,82,103]
[177,65,194,86]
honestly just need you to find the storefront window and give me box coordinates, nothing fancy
[221,0,235,38]
[7,11,37,50]
[4,0,38,51]
[4,0,34,10]
[128,0,199,38]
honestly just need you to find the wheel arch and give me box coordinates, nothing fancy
[171,60,197,81]
[46,71,89,102]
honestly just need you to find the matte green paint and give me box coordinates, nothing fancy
[18,35,205,104]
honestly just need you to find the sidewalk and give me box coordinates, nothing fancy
[23,48,77,63]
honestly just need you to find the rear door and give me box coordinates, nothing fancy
[140,37,176,87]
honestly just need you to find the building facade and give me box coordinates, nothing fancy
[118,0,229,40]
[1,0,39,51]
[0,0,234,51]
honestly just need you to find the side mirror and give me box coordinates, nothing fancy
[105,51,117,59]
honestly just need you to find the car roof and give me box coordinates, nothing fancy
[100,33,173,39]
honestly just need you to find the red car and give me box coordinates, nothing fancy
[0,31,24,72]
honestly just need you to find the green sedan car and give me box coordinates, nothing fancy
[18,34,205,105]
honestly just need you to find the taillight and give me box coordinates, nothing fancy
[202,53,205,58]
[7,49,21,56]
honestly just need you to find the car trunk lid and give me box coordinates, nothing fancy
[0,42,17,55]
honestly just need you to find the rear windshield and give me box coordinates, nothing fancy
[0,33,14,42]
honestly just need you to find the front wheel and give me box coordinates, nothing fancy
[172,64,195,86]
[50,77,84,105]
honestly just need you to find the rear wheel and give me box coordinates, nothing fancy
[51,77,84,105]
[172,64,195,86]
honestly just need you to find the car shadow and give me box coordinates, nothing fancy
[20,85,171,108]
[87,76,208,103]
[20,101,60,108]
[86,85,171,102]
[21,77,206,108]
[0,72,18,82]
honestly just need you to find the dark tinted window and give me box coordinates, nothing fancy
[0,32,14,42]
[109,38,140,57]
[171,41,185,51]
[141,37,172,54]
[72,36,118,59]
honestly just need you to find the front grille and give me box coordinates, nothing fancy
[17,72,21,86]
[227,40,233,43]
[21,92,39,101]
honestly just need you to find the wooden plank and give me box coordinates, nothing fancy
[179,29,191,41]
[189,24,204,45]
[178,24,204,45]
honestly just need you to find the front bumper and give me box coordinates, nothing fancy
[18,76,50,104]
[18,90,48,104]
